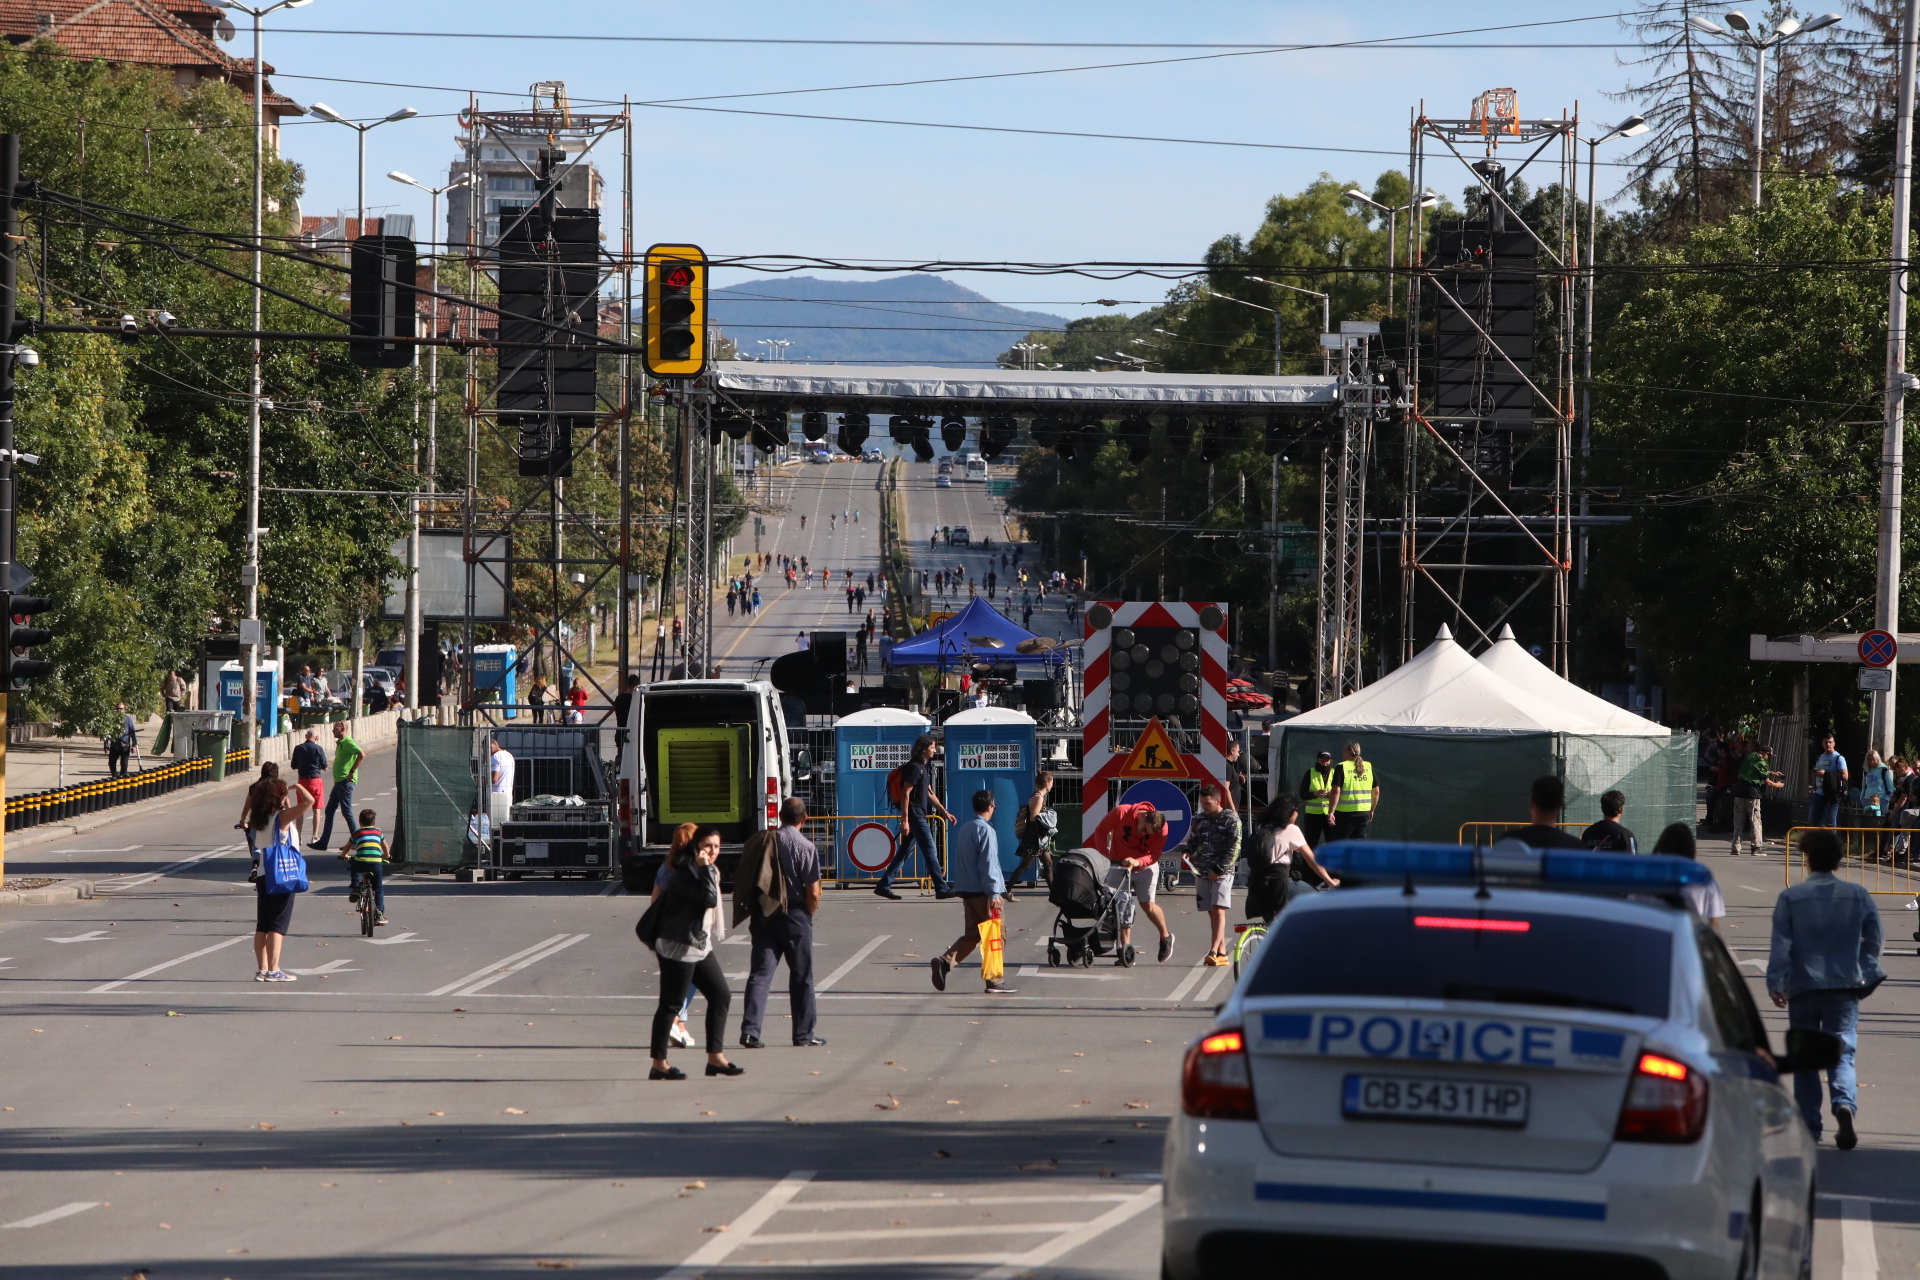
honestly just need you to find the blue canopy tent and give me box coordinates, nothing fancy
[889,598,1063,671]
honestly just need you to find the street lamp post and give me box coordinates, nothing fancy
[210,0,314,754]
[387,170,469,715]
[1578,115,1649,591]
[310,102,418,238]
[1340,190,1436,316]
[1200,287,1286,376]
[1687,10,1842,203]
[755,338,791,363]
[1247,277,1335,375]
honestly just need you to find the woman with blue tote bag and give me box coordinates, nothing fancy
[252,774,315,982]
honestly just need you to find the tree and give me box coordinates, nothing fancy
[1589,177,1906,733]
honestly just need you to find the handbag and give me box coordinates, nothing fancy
[259,819,309,893]
[977,910,1005,983]
[634,896,665,951]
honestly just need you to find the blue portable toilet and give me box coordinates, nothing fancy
[942,706,1037,881]
[833,707,930,881]
[217,659,281,738]
[470,643,518,719]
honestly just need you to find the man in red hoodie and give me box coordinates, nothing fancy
[1086,800,1174,963]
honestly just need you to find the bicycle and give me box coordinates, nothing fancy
[347,863,378,937]
[1231,921,1267,980]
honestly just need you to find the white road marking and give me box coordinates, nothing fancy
[661,1170,816,1279]
[815,933,890,992]
[971,1186,1162,1280]
[95,843,243,892]
[365,931,424,946]
[1195,966,1234,1005]
[89,934,252,993]
[424,934,572,997]
[597,878,624,897]
[281,959,361,976]
[1164,961,1209,1002]
[1843,1196,1879,1280]
[446,933,588,997]
[797,1194,1132,1212]
[726,971,749,981]
[49,845,142,854]
[46,931,112,944]
[727,1253,1014,1268]
[2,1202,101,1229]
[753,1223,1081,1245]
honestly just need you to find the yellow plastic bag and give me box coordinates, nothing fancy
[977,913,1005,982]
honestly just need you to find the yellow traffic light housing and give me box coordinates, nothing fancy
[643,243,708,377]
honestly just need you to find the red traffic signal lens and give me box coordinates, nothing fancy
[662,264,695,290]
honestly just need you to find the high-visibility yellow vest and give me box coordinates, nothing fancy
[1336,760,1375,812]
[1303,766,1337,815]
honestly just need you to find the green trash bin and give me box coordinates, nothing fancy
[194,730,230,781]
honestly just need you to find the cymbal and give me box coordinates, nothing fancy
[1016,637,1058,653]
[969,635,1005,648]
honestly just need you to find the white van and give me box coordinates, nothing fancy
[615,679,803,891]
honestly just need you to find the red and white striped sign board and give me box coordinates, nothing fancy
[1081,601,1230,831]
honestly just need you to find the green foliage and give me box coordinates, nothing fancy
[0,44,415,734]
[1591,177,1900,722]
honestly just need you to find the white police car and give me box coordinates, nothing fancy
[1163,842,1840,1280]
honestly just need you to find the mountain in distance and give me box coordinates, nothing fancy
[702,274,1067,367]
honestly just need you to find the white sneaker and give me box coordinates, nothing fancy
[266,970,298,982]
[670,1022,695,1048]
[254,970,272,982]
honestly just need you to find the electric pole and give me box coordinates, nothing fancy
[1874,0,1918,758]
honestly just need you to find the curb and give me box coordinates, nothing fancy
[0,878,94,906]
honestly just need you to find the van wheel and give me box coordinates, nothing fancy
[1735,1188,1763,1280]
[1799,1186,1816,1280]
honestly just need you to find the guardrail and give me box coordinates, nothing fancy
[1781,825,1919,898]
[1456,821,1585,846]
[6,746,253,832]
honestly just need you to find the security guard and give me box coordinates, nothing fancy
[1328,740,1379,841]
[1298,748,1339,850]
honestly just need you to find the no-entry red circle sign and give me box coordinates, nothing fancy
[1861,629,1898,668]
[844,821,898,874]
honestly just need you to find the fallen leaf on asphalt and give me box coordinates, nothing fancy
[453,1008,466,1013]
[502,1107,527,1115]
[1073,1052,1085,1057]
[399,1122,412,1127]
[1125,1100,1151,1110]
[876,1094,900,1110]
[1099,1138,1117,1145]
[885,1060,897,1065]
[3,1107,12,1110]
[703,1225,729,1233]
[166,1011,184,1017]
[1134,1122,1150,1129]
[903,953,919,957]
[946,1099,961,1105]
[321,1182,337,1188]
[1018,1158,1058,1171]
[891,1218,910,1225]
[157,1223,171,1229]
[428,1111,444,1116]
[1098,1169,1117,1178]
[700,1110,717,1116]
[252,1123,275,1130]
[387,1035,403,1041]
[808,1070,821,1076]
[227,1247,249,1253]
[30,1029,42,1033]
[784,1115,800,1122]
[684,1181,705,1190]
[1058,1068,1073,1073]
[933,1149,951,1158]
[533,1263,576,1270]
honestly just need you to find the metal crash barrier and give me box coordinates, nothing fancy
[1782,825,1920,898]
[794,812,950,890]
[6,746,252,832]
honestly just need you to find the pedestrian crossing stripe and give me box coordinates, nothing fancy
[1119,717,1188,778]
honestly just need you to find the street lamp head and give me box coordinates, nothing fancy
[383,107,419,123]
[1615,114,1650,138]
[1687,14,1726,33]
[308,101,347,125]
[387,170,418,187]
[1802,12,1841,32]
[1417,190,1439,207]
[1344,188,1371,202]
[1722,10,1751,32]
[1773,15,1802,36]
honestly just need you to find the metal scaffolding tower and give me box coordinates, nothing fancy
[1401,90,1577,672]
[454,84,637,721]
[1314,329,1382,704]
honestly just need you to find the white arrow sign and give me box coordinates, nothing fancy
[365,931,424,946]
[280,959,361,976]
[46,931,112,944]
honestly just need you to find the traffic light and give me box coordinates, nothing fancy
[643,243,707,378]
[6,593,52,692]
[348,234,418,368]
[752,409,788,453]
[1118,415,1150,462]
[716,408,752,441]
[1165,413,1192,455]
[800,410,828,441]
[1199,416,1238,464]
[837,412,870,455]
[1107,622,1202,722]
[940,416,967,453]
[1030,414,1062,451]
[979,413,1017,458]
[1264,413,1289,456]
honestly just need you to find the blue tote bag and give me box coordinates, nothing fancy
[259,817,309,894]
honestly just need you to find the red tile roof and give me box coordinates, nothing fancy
[0,0,302,116]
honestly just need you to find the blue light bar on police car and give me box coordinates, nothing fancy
[1317,840,1712,892]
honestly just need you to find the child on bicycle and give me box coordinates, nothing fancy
[344,807,390,926]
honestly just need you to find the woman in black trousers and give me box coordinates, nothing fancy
[647,825,744,1080]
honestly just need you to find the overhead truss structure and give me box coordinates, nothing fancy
[1402,93,1578,674]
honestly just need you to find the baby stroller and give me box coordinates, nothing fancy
[1046,847,1138,967]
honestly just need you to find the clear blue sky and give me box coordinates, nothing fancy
[261,1,1646,316]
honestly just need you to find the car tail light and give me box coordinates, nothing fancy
[766,776,779,830]
[1182,1028,1257,1121]
[1616,1052,1708,1143]
[618,796,632,835]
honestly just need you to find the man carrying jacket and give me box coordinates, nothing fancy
[735,797,825,1049]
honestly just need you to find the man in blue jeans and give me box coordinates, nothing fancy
[1768,827,1884,1149]
[1810,732,1849,828]
[313,720,364,850]
[876,733,955,900]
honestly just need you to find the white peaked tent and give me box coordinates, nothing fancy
[1275,625,1697,843]
[1282,624,1606,735]
[1477,625,1669,738]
